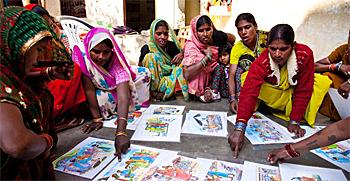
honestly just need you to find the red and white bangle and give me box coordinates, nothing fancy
[40,133,53,152]
[284,144,300,158]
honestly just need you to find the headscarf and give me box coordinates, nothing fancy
[24,3,50,16]
[72,27,137,109]
[0,6,70,133]
[183,15,218,73]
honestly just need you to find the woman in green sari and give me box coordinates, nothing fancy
[142,19,189,101]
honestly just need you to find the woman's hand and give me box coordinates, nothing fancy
[171,52,184,65]
[228,130,245,158]
[202,47,213,63]
[267,147,292,164]
[230,100,238,113]
[287,124,305,137]
[81,122,103,133]
[114,135,130,161]
[51,63,74,80]
[339,64,350,77]
[338,80,350,99]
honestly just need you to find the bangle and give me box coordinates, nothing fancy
[284,144,300,158]
[335,62,342,71]
[289,120,300,126]
[229,94,236,103]
[40,133,53,152]
[115,131,128,137]
[347,79,350,84]
[47,67,56,81]
[206,54,212,60]
[200,58,207,67]
[92,117,103,123]
[234,122,247,132]
[118,117,127,122]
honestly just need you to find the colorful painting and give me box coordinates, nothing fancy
[311,139,350,172]
[241,161,281,181]
[103,108,147,130]
[140,155,202,180]
[197,158,243,181]
[245,113,294,144]
[279,163,347,181]
[53,137,115,179]
[131,114,182,142]
[182,110,228,137]
[94,145,178,181]
[144,104,185,115]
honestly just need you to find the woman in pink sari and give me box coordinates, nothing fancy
[183,15,232,102]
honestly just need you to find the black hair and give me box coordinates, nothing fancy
[31,5,50,16]
[100,38,113,49]
[155,20,169,31]
[268,24,295,45]
[196,15,213,30]
[235,13,257,27]
[218,42,232,56]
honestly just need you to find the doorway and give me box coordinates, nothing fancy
[125,0,155,33]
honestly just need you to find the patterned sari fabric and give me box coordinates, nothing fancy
[72,28,147,119]
[0,6,70,180]
[183,15,219,97]
[143,19,189,101]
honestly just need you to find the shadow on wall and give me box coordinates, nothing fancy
[295,1,350,61]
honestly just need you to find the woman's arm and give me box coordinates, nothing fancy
[0,103,48,160]
[267,116,350,163]
[228,64,238,112]
[81,74,101,119]
[183,48,212,80]
[314,57,332,73]
[115,82,130,132]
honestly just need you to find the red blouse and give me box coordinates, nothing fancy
[237,43,314,124]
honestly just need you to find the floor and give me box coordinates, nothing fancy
[54,96,349,180]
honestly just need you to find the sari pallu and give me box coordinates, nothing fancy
[143,19,189,101]
[72,27,138,119]
[182,15,219,96]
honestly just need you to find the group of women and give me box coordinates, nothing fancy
[1,4,349,179]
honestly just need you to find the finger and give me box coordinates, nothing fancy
[95,123,103,130]
[122,145,128,154]
[116,147,122,161]
[233,144,239,158]
[82,125,89,133]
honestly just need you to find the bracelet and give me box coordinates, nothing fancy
[118,117,127,122]
[229,94,236,103]
[40,133,53,152]
[289,120,300,126]
[335,62,342,71]
[47,67,56,81]
[200,58,207,67]
[115,131,128,137]
[328,64,337,71]
[234,122,247,132]
[206,54,212,60]
[284,144,300,158]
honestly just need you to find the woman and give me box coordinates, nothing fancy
[72,28,135,160]
[0,6,72,179]
[25,3,87,131]
[228,24,332,158]
[142,19,189,101]
[315,29,350,121]
[183,15,235,102]
[228,13,268,113]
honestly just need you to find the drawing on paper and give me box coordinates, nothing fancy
[205,161,242,180]
[246,119,284,142]
[142,156,200,180]
[315,143,350,163]
[145,117,174,136]
[193,113,223,133]
[257,167,281,181]
[54,140,114,175]
[252,113,263,119]
[153,106,181,115]
[110,149,159,180]
[291,175,324,181]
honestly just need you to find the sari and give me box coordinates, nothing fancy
[72,27,140,119]
[183,15,219,96]
[0,6,70,180]
[142,19,189,101]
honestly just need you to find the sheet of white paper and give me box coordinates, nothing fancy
[241,161,281,181]
[287,125,325,143]
[135,155,205,180]
[131,114,183,142]
[94,144,178,181]
[227,114,237,125]
[103,108,147,130]
[53,137,115,179]
[328,88,350,119]
[245,112,294,144]
[279,163,347,181]
[144,104,185,115]
[196,158,243,181]
[310,139,350,172]
[182,110,228,137]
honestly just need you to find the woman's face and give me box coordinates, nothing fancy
[154,25,169,49]
[90,42,113,67]
[268,39,293,67]
[236,20,257,47]
[197,23,213,45]
[24,38,51,75]
[43,14,61,37]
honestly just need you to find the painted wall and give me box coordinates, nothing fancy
[155,0,185,29]
[221,0,350,60]
[85,0,124,27]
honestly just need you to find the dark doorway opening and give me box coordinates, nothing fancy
[125,0,155,33]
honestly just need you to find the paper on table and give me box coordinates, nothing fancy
[103,108,147,130]
[328,88,350,119]
[196,158,243,181]
[144,104,185,115]
[241,161,281,181]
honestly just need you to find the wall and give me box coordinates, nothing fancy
[155,0,185,29]
[85,0,124,27]
[220,0,350,60]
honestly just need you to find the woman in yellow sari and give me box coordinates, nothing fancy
[142,19,189,101]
